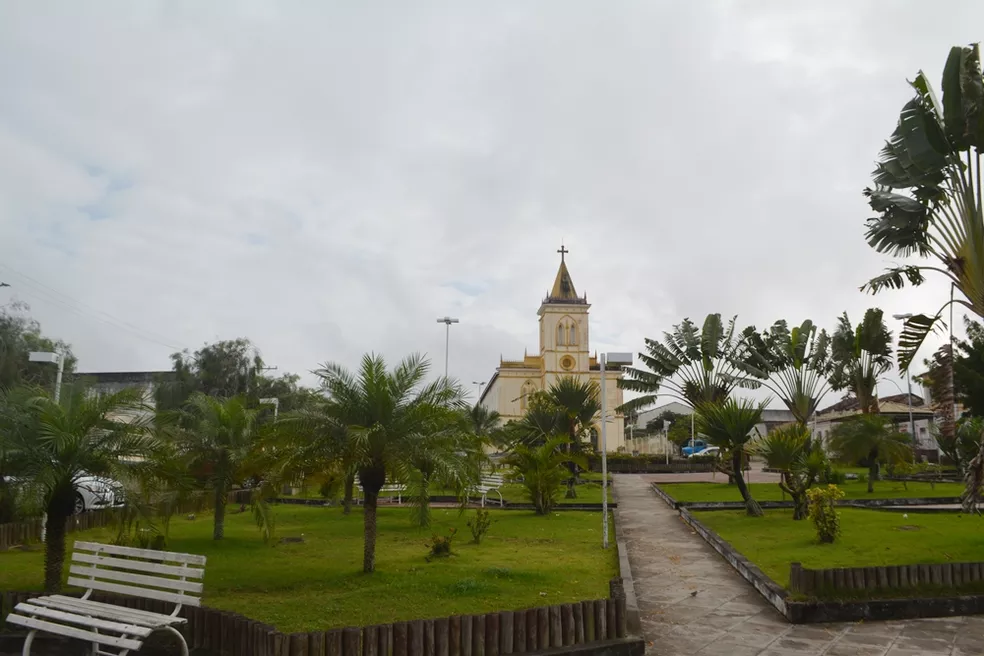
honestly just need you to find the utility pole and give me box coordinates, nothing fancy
[436,317,459,378]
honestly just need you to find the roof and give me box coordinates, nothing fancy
[817,398,934,423]
[543,254,587,305]
[72,371,174,384]
[818,393,925,415]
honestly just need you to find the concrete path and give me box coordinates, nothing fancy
[613,474,984,656]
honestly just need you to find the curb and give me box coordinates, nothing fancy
[611,478,642,638]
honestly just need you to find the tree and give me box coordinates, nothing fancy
[0,384,155,592]
[860,44,984,372]
[155,339,264,413]
[314,353,467,573]
[545,377,600,498]
[740,320,833,425]
[829,310,893,414]
[618,314,759,414]
[467,403,503,448]
[0,302,76,391]
[171,394,264,540]
[752,424,827,519]
[502,436,587,515]
[936,416,983,475]
[695,398,766,516]
[828,415,912,493]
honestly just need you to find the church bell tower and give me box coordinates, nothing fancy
[538,245,591,385]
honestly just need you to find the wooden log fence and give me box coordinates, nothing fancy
[790,561,984,597]
[1,588,629,656]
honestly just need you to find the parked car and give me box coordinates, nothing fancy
[3,474,125,515]
[680,439,708,457]
[688,446,720,459]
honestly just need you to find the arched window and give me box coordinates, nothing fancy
[520,381,536,412]
[569,324,577,345]
[557,323,566,346]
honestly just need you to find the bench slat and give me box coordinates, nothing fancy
[70,565,204,594]
[35,596,185,627]
[73,552,206,579]
[74,540,207,566]
[14,603,153,637]
[5,615,144,650]
[67,577,202,607]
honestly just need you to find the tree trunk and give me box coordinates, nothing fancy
[213,485,227,540]
[43,485,75,593]
[343,473,355,515]
[732,450,762,517]
[867,450,879,494]
[363,491,378,573]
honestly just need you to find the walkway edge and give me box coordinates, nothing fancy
[611,478,642,637]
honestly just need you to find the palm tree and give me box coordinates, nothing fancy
[546,377,600,498]
[468,403,501,440]
[828,415,912,493]
[860,44,984,371]
[172,393,262,540]
[829,310,893,415]
[314,353,467,573]
[502,435,587,515]
[752,424,827,520]
[618,313,760,414]
[740,320,833,425]
[695,398,766,517]
[0,384,155,592]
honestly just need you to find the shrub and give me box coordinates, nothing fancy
[467,509,495,544]
[426,527,457,561]
[806,485,844,544]
[819,466,846,485]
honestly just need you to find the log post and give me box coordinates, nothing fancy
[472,615,486,656]
[561,604,574,646]
[363,626,379,656]
[424,620,436,656]
[375,628,391,656]
[594,601,606,642]
[512,612,526,654]
[573,602,584,644]
[789,562,802,594]
[499,611,513,655]
[582,602,595,642]
[525,610,537,652]
[549,606,562,648]
[435,619,449,656]
[344,628,361,656]
[292,633,311,656]
[462,616,473,656]
[485,613,499,656]
[409,621,424,656]
[449,617,461,656]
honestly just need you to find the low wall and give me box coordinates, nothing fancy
[1,590,639,656]
[790,561,984,596]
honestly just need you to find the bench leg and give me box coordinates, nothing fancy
[21,629,36,656]
[164,626,190,656]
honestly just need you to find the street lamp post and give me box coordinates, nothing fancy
[892,314,918,452]
[29,351,65,403]
[436,317,459,378]
[600,352,632,549]
[472,381,486,399]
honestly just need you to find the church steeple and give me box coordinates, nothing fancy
[544,244,586,305]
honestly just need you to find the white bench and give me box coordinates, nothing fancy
[5,540,206,656]
[355,477,406,504]
[474,474,505,507]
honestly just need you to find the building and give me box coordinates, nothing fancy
[73,370,174,423]
[811,393,939,459]
[629,401,795,453]
[478,247,627,451]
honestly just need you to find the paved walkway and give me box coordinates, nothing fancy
[613,474,984,656]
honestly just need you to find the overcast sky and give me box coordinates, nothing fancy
[1,1,980,408]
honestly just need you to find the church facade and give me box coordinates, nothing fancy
[478,248,627,452]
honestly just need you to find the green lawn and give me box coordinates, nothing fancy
[658,479,964,503]
[296,479,613,504]
[0,506,617,632]
[698,508,984,587]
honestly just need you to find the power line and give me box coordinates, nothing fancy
[0,263,188,352]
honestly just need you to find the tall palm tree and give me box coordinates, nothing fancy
[502,435,587,515]
[828,415,912,493]
[695,398,766,517]
[752,424,827,520]
[314,353,467,573]
[829,310,893,415]
[0,384,155,592]
[618,314,760,414]
[172,393,262,540]
[546,377,600,498]
[468,403,501,440]
[860,44,984,371]
[740,320,833,425]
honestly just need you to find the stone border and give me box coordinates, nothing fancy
[271,498,618,511]
[610,480,641,638]
[672,497,984,624]
[649,484,961,512]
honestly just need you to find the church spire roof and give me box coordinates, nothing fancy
[544,244,587,305]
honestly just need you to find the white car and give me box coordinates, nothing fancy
[688,446,720,459]
[74,475,125,514]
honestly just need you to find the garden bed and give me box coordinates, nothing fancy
[657,479,965,503]
[0,505,618,632]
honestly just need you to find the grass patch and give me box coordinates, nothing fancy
[298,479,613,504]
[697,508,984,588]
[658,479,964,503]
[0,506,616,632]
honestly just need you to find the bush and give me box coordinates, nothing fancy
[318,476,342,500]
[806,485,844,544]
[467,509,494,544]
[819,466,846,485]
[426,527,457,561]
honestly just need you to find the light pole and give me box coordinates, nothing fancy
[472,381,486,399]
[600,352,632,549]
[436,316,459,378]
[29,351,65,403]
[892,314,918,451]
[259,397,280,421]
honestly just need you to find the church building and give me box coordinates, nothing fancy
[478,247,627,452]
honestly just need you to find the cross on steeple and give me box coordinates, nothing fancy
[557,243,569,262]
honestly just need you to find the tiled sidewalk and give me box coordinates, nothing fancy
[613,474,984,656]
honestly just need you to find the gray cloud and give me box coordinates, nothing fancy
[0,1,979,406]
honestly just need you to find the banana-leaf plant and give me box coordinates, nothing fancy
[861,43,984,371]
